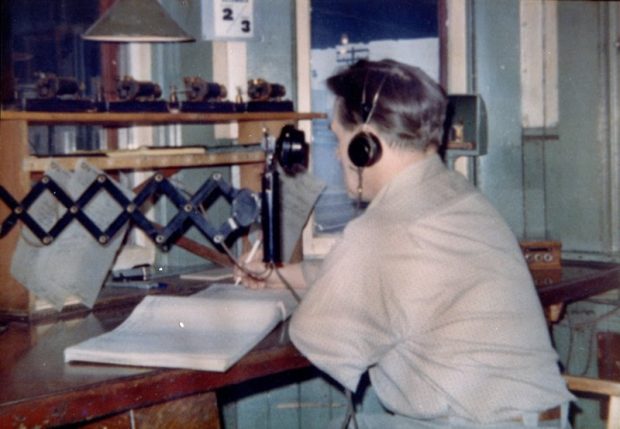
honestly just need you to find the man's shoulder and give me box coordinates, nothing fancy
[373,166,481,224]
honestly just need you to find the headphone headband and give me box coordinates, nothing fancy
[361,73,388,125]
[347,73,387,168]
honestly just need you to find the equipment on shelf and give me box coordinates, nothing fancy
[184,77,227,102]
[116,76,162,102]
[179,76,236,113]
[24,72,95,112]
[18,73,295,113]
[245,78,294,112]
[108,76,169,112]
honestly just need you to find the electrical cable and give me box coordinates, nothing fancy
[180,181,271,282]
[219,241,273,282]
[340,389,359,429]
[220,238,302,303]
[273,265,302,303]
[563,303,620,376]
[356,167,364,211]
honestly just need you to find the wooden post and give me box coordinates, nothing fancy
[0,119,32,316]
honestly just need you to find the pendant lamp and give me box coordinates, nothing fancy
[82,0,194,42]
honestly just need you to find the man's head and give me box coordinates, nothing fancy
[327,59,448,154]
[327,59,448,200]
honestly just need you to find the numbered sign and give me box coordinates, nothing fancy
[202,0,255,40]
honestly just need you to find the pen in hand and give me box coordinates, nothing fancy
[234,239,262,286]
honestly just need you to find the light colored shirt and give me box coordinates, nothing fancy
[290,154,573,424]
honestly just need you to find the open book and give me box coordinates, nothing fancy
[64,284,300,372]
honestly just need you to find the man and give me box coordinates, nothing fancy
[287,59,573,428]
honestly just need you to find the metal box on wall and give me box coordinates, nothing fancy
[445,94,488,157]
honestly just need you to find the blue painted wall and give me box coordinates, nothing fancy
[154,2,619,428]
[470,0,525,237]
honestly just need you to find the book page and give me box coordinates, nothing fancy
[194,283,303,319]
[64,284,299,372]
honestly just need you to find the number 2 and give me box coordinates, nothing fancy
[223,7,233,21]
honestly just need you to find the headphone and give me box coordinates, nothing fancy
[347,74,387,168]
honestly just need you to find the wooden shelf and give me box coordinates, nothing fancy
[24,150,266,172]
[1,109,327,172]
[0,109,325,320]
[0,110,325,126]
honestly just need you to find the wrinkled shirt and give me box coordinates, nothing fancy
[289,154,573,424]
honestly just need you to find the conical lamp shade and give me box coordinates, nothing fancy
[82,0,194,42]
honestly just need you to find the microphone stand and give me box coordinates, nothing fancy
[261,133,281,264]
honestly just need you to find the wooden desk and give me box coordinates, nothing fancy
[0,305,309,428]
[0,260,617,428]
[535,260,620,307]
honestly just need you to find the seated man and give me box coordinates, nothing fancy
[240,59,573,428]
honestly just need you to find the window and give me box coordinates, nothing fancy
[298,0,447,256]
[2,0,110,154]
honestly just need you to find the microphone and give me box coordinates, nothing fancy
[260,125,308,264]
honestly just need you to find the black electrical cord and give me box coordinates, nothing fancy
[341,389,359,429]
[273,265,302,303]
[220,241,273,282]
[221,241,303,304]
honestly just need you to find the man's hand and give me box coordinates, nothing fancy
[233,251,307,291]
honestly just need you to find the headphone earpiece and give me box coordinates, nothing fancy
[348,131,382,168]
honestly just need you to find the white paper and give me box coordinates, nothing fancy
[280,170,326,262]
[11,160,132,310]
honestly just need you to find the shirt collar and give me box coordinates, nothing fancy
[367,153,446,209]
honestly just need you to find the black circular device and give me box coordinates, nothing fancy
[275,125,309,174]
[231,189,261,228]
[348,131,382,167]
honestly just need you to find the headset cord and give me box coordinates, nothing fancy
[222,240,302,303]
[273,264,302,303]
[220,241,273,282]
[356,167,364,211]
[341,389,359,429]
